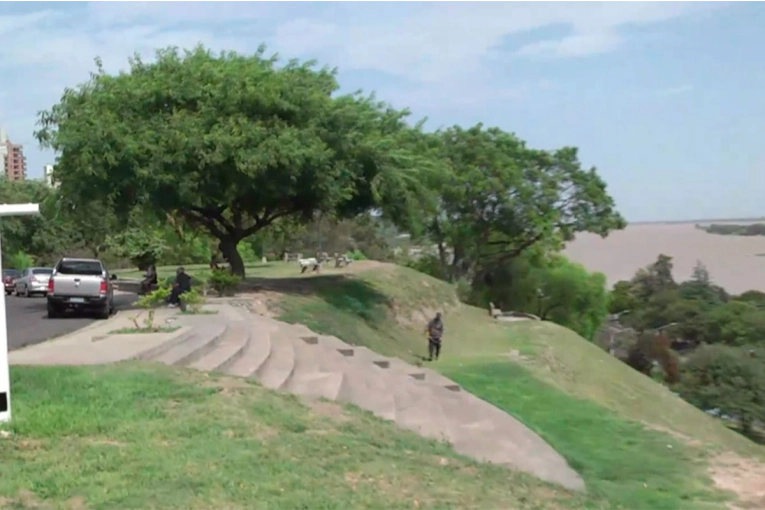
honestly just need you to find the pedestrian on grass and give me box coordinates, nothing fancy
[426,312,444,361]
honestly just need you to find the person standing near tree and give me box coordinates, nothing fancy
[425,312,444,361]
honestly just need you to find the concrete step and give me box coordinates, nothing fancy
[389,381,453,442]
[291,333,396,420]
[300,334,450,434]
[283,336,345,400]
[187,321,250,373]
[149,322,228,367]
[334,360,397,421]
[224,318,275,378]
[437,389,584,491]
[252,329,296,390]
[247,317,585,491]
[406,364,462,392]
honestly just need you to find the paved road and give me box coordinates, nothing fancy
[6,293,137,351]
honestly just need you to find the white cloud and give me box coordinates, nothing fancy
[659,85,694,96]
[0,1,718,177]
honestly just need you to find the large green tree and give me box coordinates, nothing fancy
[0,179,70,266]
[423,124,625,282]
[36,45,437,276]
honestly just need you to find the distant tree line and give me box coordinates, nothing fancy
[698,223,765,236]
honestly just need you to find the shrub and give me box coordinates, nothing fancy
[405,254,447,281]
[207,269,241,297]
[180,288,205,313]
[8,251,35,270]
[676,344,765,433]
[347,249,367,261]
[132,285,172,331]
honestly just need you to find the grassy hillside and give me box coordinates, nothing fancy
[105,260,765,508]
[265,262,765,509]
[3,364,593,509]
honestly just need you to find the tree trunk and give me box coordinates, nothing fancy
[218,236,246,278]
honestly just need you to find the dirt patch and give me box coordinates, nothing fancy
[642,423,702,447]
[503,349,531,363]
[201,375,253,396]
[246,291,282,317]
[307,399,352,424]
[2,490,48,509]
[339,260,389,273]
[393,303,440,330]
[710,453,765,509]
[64,496,89,510]
[87,438,126,448]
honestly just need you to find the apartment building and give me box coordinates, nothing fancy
[44,164,57,187]
[0,128,27,181]
[0,128,6,178]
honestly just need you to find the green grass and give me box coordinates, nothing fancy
[179,309,219,316]
[110,326,181,334]
[442,361,727,510]
[0,364,598,510]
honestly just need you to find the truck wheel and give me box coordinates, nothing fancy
[98,303,111,320]
[47,306,60,319]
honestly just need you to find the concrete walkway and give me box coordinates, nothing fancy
[9,301,585,492]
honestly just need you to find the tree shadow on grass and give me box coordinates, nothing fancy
[241,274,392,326]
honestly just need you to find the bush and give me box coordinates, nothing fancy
[675,344,765,433]
[405,254,447,281]
[8,251,35,270]
[135,284,172,309]
[207,269,241,297]
[347,249,367,261]
[180,288,205,313]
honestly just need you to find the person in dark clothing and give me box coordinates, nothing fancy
[168,267,192,307]
[426,312,444,361]
[140,264,158,295]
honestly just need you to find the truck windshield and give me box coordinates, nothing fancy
[56,261,103,276]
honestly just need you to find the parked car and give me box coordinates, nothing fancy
[14,267,54,297]
[46,258,117,319]
[2,269,21,295]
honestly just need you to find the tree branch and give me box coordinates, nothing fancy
[188,205,235,236]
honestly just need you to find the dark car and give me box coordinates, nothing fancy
[2,269,21,295]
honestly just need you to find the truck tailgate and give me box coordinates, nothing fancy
[53,275,103,297]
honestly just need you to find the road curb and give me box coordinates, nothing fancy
[44,309,130,345]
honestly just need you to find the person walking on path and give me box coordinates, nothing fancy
[426,312,444,361]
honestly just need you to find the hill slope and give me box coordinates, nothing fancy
[252,262,765,510]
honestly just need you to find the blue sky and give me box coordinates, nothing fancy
[1,2,762,222]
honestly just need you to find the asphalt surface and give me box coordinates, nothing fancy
[5,292,138,351]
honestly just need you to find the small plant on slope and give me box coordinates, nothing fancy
[118,286,175,334]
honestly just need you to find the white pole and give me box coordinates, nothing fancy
[0,203,41,423]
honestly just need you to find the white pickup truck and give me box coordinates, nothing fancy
[46,258,117,319]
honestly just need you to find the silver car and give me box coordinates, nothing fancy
[15,267,54,297]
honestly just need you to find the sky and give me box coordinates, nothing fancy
[0,1,763,223]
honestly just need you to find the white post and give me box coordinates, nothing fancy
[0,203,41,423]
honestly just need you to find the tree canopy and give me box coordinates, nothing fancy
[34,43,625,290]
[422,124,625,283]
[36,45,437,276]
